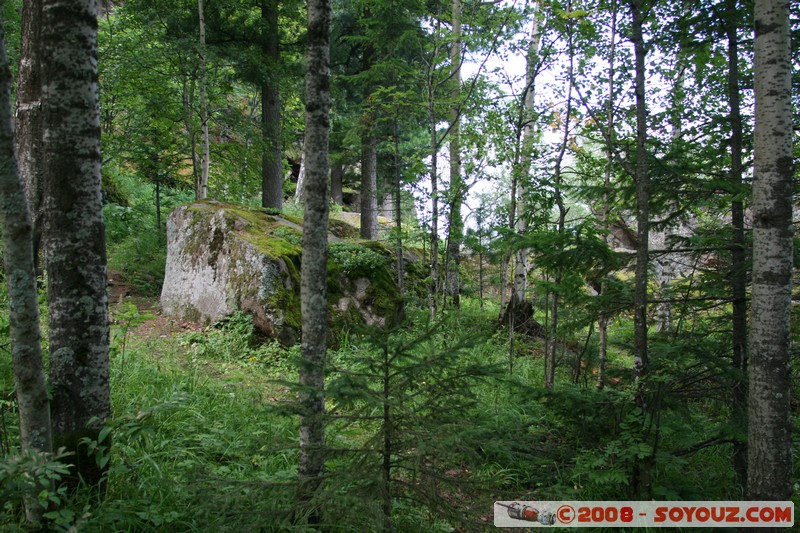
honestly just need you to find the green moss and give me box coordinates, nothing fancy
[175,200,411,344]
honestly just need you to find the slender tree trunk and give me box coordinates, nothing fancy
[182,76,200,195]
[747,0,793,503]
[429,98,439,318]
[41,0,111,492]
[381,342,393,532]
[631,0,652,501]
[360,129,378,239]
[261,0,283,209]
[511,2,542,307]
[197,0,210,200]
[0,14,52,525]
[597,0,617,392]
[294,151,306,203]
[725,0,748,492]
[393,118,405,321]
[331,158,343,205]
[630,0,649,391]
[298,0,331,518]
[545,0,574,390]
[15,0,43,274]
[445,0,463,308]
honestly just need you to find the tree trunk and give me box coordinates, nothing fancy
[261,0,283,210]
[445,0,462,308]
[40,0,111,492]
[0,14,52,525]
[725,0,748,493]
[631,0,651,501]
[428,99,439,318]
[631,0,649,391]
[360,130,378,239]
[15,0,43,274]
[331,158,343,205]
[197,0,210,200]
[545,0,574,389]
[511,3,543,307]
[393,118,405,321]
[298,0,331,518]
[596,0,617,392]
[747,0,793,503]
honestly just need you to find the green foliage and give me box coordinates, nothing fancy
[328,242,389,276]
[104,164,193,295]
[0,447,72,525]
[319,315,506,530]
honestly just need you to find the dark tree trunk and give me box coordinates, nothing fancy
[630,0,652,501]
[360,130,378,239]
[261,0,283,209]
[331,158,343,205]
[445,0,462,308]
[631,0,649,390]
[725,0,748,493]
[298,0,331,518]
[40,0,111,492]
[0,12,52,525]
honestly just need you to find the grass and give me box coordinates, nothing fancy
[1,290,787,531]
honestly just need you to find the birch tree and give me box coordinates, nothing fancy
[747,0,793,503]
[41,0,111,490]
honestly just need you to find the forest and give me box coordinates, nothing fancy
[0,0,797,530]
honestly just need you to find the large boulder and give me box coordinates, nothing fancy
[160,200,406,345]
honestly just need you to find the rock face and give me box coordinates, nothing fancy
[160,200,404,345]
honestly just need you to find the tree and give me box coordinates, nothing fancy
[14,0,43,271]
[724,0,748,491]
[298,0,331,518]
[630,0,649,398]
[747,0,793,503]
[261,0,283,210]
[0,9,52,525]
[444,0,463,307]
[40,0,111,490]
[197,0,210,200]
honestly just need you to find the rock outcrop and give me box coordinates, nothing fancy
[160,200,406,345]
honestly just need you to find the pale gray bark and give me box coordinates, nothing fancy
[511,2,543,305]
[41,0,111,490]
[294,151,306,203]
[298,0,331,515]
[747,0,793,503]
[0,12,52,525]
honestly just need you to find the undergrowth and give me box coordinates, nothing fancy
[0,293,794,531]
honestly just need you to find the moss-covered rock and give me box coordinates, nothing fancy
[160,200,412,346]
